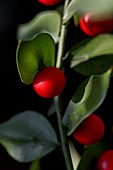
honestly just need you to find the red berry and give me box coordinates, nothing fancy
[79,13,113,37]
[37,0,61,6]
[97,150,113,170]
[72,114,104,145]
[33,66,66,98]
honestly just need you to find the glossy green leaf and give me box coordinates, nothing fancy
[63,0,113,23]
[65,34,113,68]
[16,33,55,84]
[62,69,111,135]
[77,142,113,170]
[17,10,61,43]
[0,110,58,162]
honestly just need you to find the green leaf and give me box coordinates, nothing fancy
[0,110,58,162]
[66,34,113,76]
[77,142,113,170]
[29,159,41,170]
[73,13,80,26]
[66,34,113,68]
[47,99,56,116]
[62,69,111,135]
[16,33,55,84]
[69,140,81,170]
[63,0,113,23]
[17,10,61,43]
[74,55,113,76]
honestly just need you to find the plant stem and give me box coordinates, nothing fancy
[56,24,67,68]
[55,0,74,169]
[56,0,69,68]
[55,96,74,170]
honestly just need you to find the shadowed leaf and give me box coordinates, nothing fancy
[65,34,113,76]
[0,110,58,162]
[17,10,61,43]
[77,143,113,170]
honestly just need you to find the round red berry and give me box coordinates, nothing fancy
[37,0,61,6]
[72,114,104,145]
[79,13,113,37]
[97,150,113,170]
[33,66,66,98]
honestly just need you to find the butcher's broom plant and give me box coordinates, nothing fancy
[1,0,113,169]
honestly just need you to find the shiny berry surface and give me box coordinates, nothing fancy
[33,66,66,98]
[72,114,104,145]
[97,150,113,170]
[37,0,61,6]
[79,13,113,37]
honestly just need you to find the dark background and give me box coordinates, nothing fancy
[0,0,113,169]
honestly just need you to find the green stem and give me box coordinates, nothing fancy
[56,0,69,68]
[55,0,74,169]
[56,25,67,68]
[55,96,74,170]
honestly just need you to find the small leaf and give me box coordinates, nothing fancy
[65,34,113,68]
[73,13,80,26]
[17,10,61,43]
[77,142,113,170]
[29,159,41,170]
[0,110,58,162]
[68,140,81,170]
[62,69,111,135]
[63,0,113,23]
[47,99,56,116]
[16,33,55,84]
